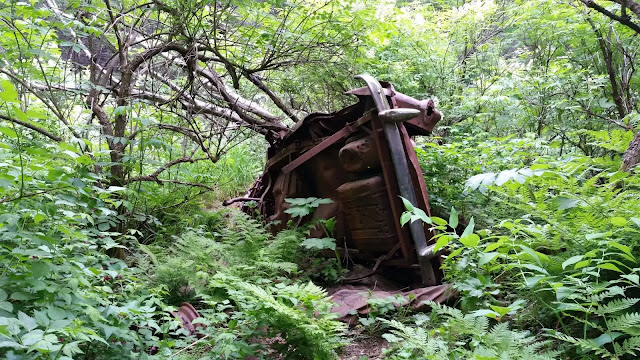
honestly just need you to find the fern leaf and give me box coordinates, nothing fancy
[607,312,640,332]
[621,336,640,355]
[138,243,159,266]
[597,298,640,315]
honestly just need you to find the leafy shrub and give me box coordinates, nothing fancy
[0,140,175,359]
[412,132,640,358]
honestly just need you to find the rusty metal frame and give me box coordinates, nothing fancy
[230,75,443,285]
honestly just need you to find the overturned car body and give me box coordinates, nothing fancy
[228,76,444,285]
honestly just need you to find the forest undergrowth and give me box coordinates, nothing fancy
[1,127,639,359]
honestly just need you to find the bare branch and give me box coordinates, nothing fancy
[128,156,209,183]
[128,178,217,191]
[583,109,632,129]
[580,0,640,34]
[0,69,84,140]
[243,72,300,123]
[0,114,63,142]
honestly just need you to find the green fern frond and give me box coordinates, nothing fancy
[138,243,159,266]
[597,298,640,315]
[426,300,464,319]
[607,312,640,332]
[620,336,640,355]
[552,332,612,357]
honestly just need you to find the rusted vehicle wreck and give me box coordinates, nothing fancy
[226,75,444,286]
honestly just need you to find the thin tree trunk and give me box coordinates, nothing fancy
[621,131,640,171]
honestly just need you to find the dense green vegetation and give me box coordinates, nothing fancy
[1,0,640,358]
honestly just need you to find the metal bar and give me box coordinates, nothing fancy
[370,115,416,264]
[355,74,436,285]
[282,112,372,174]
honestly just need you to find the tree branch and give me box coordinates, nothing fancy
[580,0,640,34]
[0,69,84,140]
[583,109,632,129]
[610,0,640,18]
[128,156,209,183]
[243,72,300,123]
[0,114,62,141]
[128,178,217,191]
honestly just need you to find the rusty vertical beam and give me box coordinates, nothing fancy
[370,116,416,265]
[355,74,436,285]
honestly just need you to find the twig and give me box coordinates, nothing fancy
[170,334,211,358]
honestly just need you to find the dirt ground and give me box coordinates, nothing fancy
[340,328,390,360]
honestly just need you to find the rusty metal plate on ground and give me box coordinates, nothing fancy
[170,302,205,336]
[329,284,453,326]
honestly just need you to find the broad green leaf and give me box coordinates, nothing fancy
[400,212,411,226]
[512,263,549,275]
[0,80,19,102]
[433,235,452,253]
[11,292,37,301]
[381,333,402,343]
[448,207,458,228]
[470,309,499,319]
[47,307,66,320]
[553,196,581,210]
[611,217,627,227]
[18,312,38,331]
[31,262,50,279]
[0,301,10,312]
[517,244,541,265]
[97,222,111,231]
[400,197,414,211]
[489,305,511,317]
[555,287,575,302]
[479,252,498,266]
[574,260,591,269]
[586,232,608,240]
[0,127,17,139]
[12,106,28,121]
[412,207,432,224]
[592,332,622,347]
[310,198,333,207]
[430,217,448,226]
[465,172,496,192]
[461,217,475,238]
[447,247,464,259]
[485,238,506,252]
[300,237,336,250]
[608,241,634,260]
[562,255,584,270]
[459,234,480,248]
[524,275,545,288]
[33,213,46,224]
[597,263,623,273]
[608,171,629,183]
[0,340,25,349]
[495,169,527,186]
[621,274,639,285]
[21,329,44,346]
